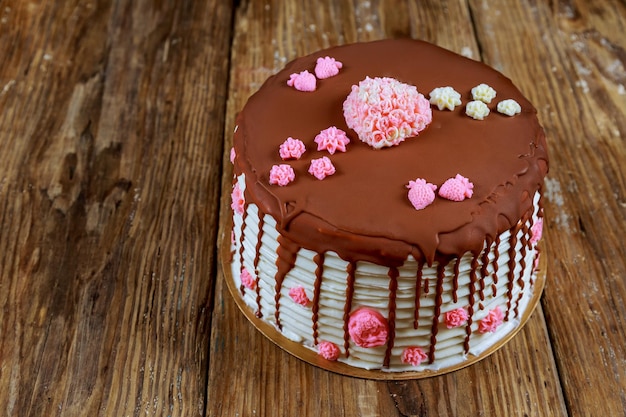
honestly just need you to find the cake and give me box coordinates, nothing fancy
[226,39,548,375]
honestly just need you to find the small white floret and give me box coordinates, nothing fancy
[497,99,522,116]
[465,100,490,120]
[471,83,497,103]
[428,86,462,111]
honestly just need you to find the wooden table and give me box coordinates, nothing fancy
[1,1,624,415]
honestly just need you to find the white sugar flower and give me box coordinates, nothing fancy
[465,100,490,120]
[428,86,462,111]
[497,99,522,116]
[471,83,497,103]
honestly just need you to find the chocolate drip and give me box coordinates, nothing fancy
[428,262,447,363]
[273,235,300,329]
[383,267,399,368]
[463,253,480,353]
[312,253,325,344]
[413,260,425,329]
[238,206,249,295]
[479,241,492,303]
[452,257,461,303]
[343,261,357,358]
[424,278,430,295]
[491,234,501,297]
[254,215,265,318]
[505,223,522,321]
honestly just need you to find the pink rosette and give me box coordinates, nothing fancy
[279,137,306,160]
[314,126,350,154]
[439,174,474,201]
[530,218,543,245]
[240,268,255,290]
[317,341,340,361]
[288,286,311,306]
[406,178,437,210]
[343,76,432,149]
[478,306,504,333]
[287,70,316,92]
[401,346,428,367]
[314,56,343,79]
[444,307,469,328]
[230,183,244,215]
[269,164,295,186]
[348,307,389,348]
[308,156,336,180]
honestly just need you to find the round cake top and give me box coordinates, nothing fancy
[233,39,548,265]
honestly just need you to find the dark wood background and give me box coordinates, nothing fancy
[1,0,624,416]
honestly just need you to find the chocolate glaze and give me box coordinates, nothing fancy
[233,39,549,266]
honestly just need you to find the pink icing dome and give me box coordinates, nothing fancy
[348,307,389,348]
[230,183,245,215]
[444,307,469,328]
[269,164,296,186]
[317,341,340,361]
[288,286,311,306]
[401,346,428,366]
[478,306,504,333]
[343,76,432,149]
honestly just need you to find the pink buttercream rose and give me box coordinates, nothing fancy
[314,56,343,79]
[279,137,306,160]
[288,286,310,306]
[530,218,543,245]
[348,307,389,348]
[269,164,295,186]
[401,346,428,366]
[444,307,469,328]
[317,341,340,361]
[230,183,244,215]
[406,178,437,210]
[314,126,350,154]
[287,70,316,92]
[478,306,504,333]
[308,156,336,180]
[240,268,255,290]
[438,174,474,201]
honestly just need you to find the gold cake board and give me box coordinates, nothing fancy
[221,237,546,380]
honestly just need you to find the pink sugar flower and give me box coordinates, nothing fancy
[240,268,255,290]
[439,174,474,201]
[287,70,317,92]
[401,346,428,367]
[229,147,236,164]
[230,183,245,215]
[530,218,543,245]
[314,126,350,154]
[348,307,389,348]
[288,286,311,306]
[317,341,340,361]
[269,164,295,186]
[343,76,432,149]
[478,306,504,333]
[444,307,469,328]
[308,156,336,180]
[407,178,437,210]
[314,56,343,79]
[279,137,306,160]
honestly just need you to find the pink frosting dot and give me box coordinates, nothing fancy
[314,126,350,154]
[317,341,340,361]
[269,164,295,186]
[308,156,336,180]
[530,218,543,245]
[478,306,504,333]
[401,346,428,367]
[279,137,306,160]
[314,56,343,79]
[406,178,437,210]
[230,183,244,215]
[438,174,474,201]
[444,307,469,328]
[288,286,310,306]
[348,307,389,348]
[240,268,255,290]
[343,76,432,149]
[287,70,317,92]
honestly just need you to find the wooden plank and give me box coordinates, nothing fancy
[211,0,566,415]
[469,0,626,415]
[0,0,233,415]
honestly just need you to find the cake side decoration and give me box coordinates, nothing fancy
[530,218,543,245]
[289,286,311,306]
[318,341,341,361]
[465,100,490,120]
[401,346,428,366]
[279,137,306,160]
[348,307,389,348]
[308,156,336,180]
[343,76,432,149]
[478,306,504,333]
[287,70,317,92]
[229,147,236,163]
[444,307,469,328]
[230,183,245,215]
[438,174,474,201]
[240,268,255,290]
[428,86,462,111]
[497,99,522,116]
[314,126,350,154]
[314,56,343,79]
[269,164,296,186]
[407,178,437,210]
[471,83,497,103]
